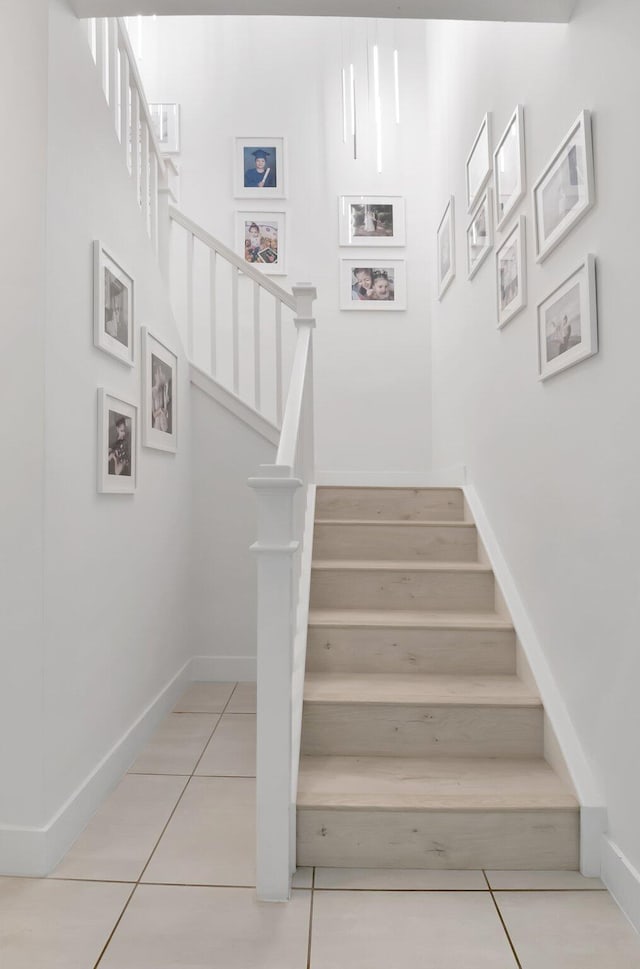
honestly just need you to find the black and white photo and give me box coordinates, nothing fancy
[496,215,527,327]
[339,196,406,246]
[97,389,138,493]
[93,242,134,366]
[467,188,494,279]
[533,110,595,261]
[466,114,492,213]
[494,105,526,230]
[537,255,598,380]
[142,328,178,452]
[149,103,180,154]
[437,196,455,299]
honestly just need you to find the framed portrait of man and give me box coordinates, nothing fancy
[141,328,178,453]
[234,137,287,199]
[93,241,135,366]
[97,389,138,494]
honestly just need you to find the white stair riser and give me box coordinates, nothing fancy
[313,523,478,562]
[306,626,516,675]
[302,703,543,758]
[297,808,579,869]
[315,488,464,522]
[310,568,495,612]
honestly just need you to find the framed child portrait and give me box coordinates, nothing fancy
[97,389,138,494]
[340,260,407,311]
[234,137,287,199]
[93,241,134,366]
[141,328,178,453]
[236,212,286,275]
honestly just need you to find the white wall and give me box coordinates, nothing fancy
[425,0,640,879]
[0,0,49,834]
[136,15,432,475]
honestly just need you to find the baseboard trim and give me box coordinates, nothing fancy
[463,483,606,872]
[314,466,467,487]
[601,836,640,934]
[0,660,192,877]
[190,655,256,682]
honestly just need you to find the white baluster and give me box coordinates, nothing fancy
[187,232,195,360]
[150,153,158,252]
[131,88,140,205]
[95,18,107,98]
[210,249,217,377]
[275,299,283,426]
[232,266,240,394]
[253,280,261,414]
[141,121,150,230]
[119,45,130,164]
[107,19,118,132]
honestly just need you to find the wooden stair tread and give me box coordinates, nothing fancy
[312,560,493,572]
[297,755,578,811]
[304,672,540,706]
[314,519,476,528]
[308,608,513,630]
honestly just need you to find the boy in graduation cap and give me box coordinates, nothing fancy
[244,148,276,188]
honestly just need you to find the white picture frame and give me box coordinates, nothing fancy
[340,260,407,311]
[93,241,134,366]
[533,109,595,262]
[467,188,494,280]
[149,103,180,154]
[437,196,456,300]
[236,211,286,275]
[496,215,527,328]
[141,329,178,452]
[338,195,406,246]
[494,105,526,232]
[537,255,598,381]
[234,137,287,199]
[97,389,138,494]
[466,113,492,213]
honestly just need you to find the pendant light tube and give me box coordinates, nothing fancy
[373,43,382,173]
[393,48,401,124]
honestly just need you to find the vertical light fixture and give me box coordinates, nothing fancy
[341,67,348,144]
[350,62,357,160]
[373,42,382,173]
[393,48,401,125]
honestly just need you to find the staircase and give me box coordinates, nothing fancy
[297,486,580,869]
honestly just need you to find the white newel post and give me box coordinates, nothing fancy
[157,167,171,281]
[249,467,301,901]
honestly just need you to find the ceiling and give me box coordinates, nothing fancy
[69,0,575,23]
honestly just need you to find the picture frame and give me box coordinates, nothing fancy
[496,215,527,328]
[537,255,598,381]
[234,137,286,199]
[149,103,180,154]
[141,328,178,452]
[466,113,492,213]
[338,195,406,246]
[236,211,286,275]
[533,109,595,262]
[494,105,526,232]
[340,260,407,311]
[467,188,494,280]
[437,196,455,300]
[97,389,138,494]
[93,242,134,366]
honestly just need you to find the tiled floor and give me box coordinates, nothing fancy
[2,681,640,968]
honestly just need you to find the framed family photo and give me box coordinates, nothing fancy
[141,328,178,452]
[437,196,455,299]
[93,242,134,366]
[234,137,286,199]
[149,103,181,154]
[537,255,597,381]
[466,113,492,213]
[496,215,527,328]
[338,196,406,246]
[533,110,595,262]
[236,212,286,275]
[341,260,407,311]
[467,188,493,280]
[97,389,137,494]
[494,105,526,232]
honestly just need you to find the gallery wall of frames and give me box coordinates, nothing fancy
[436,106,598,382]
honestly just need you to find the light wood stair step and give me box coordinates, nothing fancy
[313,520,478,562]
[315,486,465,522]
[296,755,579,869]
[302,673,543,759]
[310,561,496,612]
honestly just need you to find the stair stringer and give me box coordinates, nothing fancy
[463,483,607,877]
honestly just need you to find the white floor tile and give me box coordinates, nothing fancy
[486,869,605,890]
[315,867,487,890]
[98,885,311,969]
[195,714,256,776]
[51,774,187,881]
[142,777,255,886]
[496,890,640,968]
[310,890,517,968]
[292,867,313,889]
[0,877,132,969]
[226,682,257,713]
[128,713,218,774]
[174,682,236,713]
